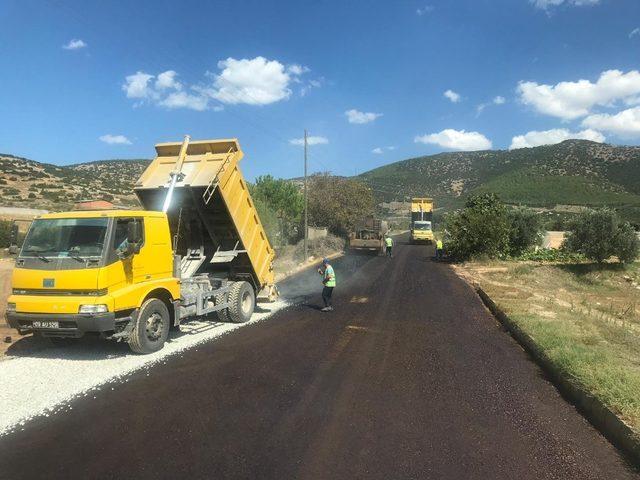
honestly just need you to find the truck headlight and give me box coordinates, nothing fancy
[78,304,108,314]
[7,303,16,313]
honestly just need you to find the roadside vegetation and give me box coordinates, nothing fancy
[250,173,373,264]
[450,193,640,433]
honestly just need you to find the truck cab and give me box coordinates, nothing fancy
[7,210,179,348]
[410,220,434,244]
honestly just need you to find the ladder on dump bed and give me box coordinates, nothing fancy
[202,146,235,205]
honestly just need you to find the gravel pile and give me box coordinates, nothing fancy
[0,299,288,436]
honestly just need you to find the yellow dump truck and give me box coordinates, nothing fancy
[409,197,434,244]
[6,136,277,354]
[348,216,389,255]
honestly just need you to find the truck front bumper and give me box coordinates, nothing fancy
[7,312,117,338]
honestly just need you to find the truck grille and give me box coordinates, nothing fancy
[12,288,108,296]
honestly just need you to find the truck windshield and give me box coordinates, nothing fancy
[414,222,432,231]
[21,218,108,258]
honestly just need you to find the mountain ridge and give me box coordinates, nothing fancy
[357,140,640,223]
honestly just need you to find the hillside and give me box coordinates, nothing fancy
[358,140,640,223]
[0,154,150,210]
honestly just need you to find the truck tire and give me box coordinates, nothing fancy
[128,298,170,354]
[227,281,255,323]
[215,291,230,322]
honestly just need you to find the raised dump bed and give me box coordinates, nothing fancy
[134,138,276,296]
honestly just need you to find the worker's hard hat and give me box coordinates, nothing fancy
[322,258,329,264]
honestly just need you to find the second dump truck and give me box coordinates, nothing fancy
[409,197,434,244]
[348,216,389,255]
[6,136,277,354]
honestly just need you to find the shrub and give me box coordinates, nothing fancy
[28,192,36,199]
[444,193,511,260]
[564,209,639,264]
[445,194,544,261]
[508,208,543,256]
[614,222,640,264]
[0,220,12,248]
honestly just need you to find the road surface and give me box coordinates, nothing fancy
[0,236,637,479]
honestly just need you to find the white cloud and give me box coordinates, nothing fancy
[287,64,310,76]
[582,107,640,138]
[99,134,131,145]
[509,128,604,149]
[415,129,492,151]
[289,136,329,146]
[444,89,461,103]
[62,39,87,50]
[123,71,212,110]
[124,57,311,110]
[531,0,599,10]
[159,91,208,111]
[345,109,383,124]
[123,72,156,99]
[155,70,182,91]
[300,77,324,97]
[209,57,294,105]
[477,95,507,115]
[416,5,434,15]
[517,69,640,120]
[630,28,640,39]
[371,146,395,154]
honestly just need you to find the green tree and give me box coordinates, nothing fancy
[307,174,374,236]
[564,209,639,263]
[444,193,511,260]
[251,175,304,244]
[252,195,279,246]
[614,222,640,263]
[508,207,543,256]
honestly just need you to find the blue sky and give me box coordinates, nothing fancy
[1,0,639,180]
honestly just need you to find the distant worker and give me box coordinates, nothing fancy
[318,258,336,312]
[436,238,444,260]
[385,235,394,258]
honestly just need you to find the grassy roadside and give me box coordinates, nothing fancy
[455,260,640,433]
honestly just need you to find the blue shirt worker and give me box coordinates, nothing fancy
[318,258,336,312]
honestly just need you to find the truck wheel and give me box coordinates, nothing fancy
[227,281,255,323]
[128,298,170,354]
[215,292,230,322]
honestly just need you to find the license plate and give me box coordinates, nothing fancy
[33,321,59,329]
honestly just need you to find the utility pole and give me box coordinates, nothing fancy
[303,129,308,262]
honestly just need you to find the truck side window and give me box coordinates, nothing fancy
[113,218,143,252]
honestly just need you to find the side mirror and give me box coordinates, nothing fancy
[127,221,141,243]
[124,221,142,256]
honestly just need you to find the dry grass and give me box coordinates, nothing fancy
[456,260,640,431]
